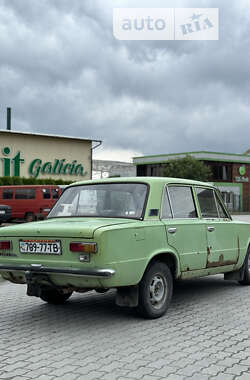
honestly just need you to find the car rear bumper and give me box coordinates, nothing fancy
[0,264,115,278]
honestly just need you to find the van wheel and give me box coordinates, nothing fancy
[137,261,173,319]
[40,289,73,304]
[239,247,250,285]
[25,212,36,222]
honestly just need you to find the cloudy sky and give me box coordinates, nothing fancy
[0,0,250,161]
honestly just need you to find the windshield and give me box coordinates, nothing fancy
[48,183,148,219]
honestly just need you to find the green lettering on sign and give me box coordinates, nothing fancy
[41,162,53,175]
[29,158,87,178]
[1,147,88,179]
[29,159,42,178]
[1,147,25,177]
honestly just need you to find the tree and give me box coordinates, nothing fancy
[163,155,212,182]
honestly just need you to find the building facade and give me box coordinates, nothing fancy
[0,130,98,182]
[93,160,136,179]
[134,151,250,212]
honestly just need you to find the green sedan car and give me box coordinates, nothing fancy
[0,177,250,319]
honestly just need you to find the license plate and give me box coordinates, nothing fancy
[19,240,62,255]
[0,211,5,214]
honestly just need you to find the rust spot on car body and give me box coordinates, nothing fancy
[206,254,235,268]
[206,236,240,268]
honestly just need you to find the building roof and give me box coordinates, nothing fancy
[0,130,101,144]
[133,151,250,165]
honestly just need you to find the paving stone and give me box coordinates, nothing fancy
[239,358,250,366]
[235,374,250,380]
[153,366,177,377]
[210,374,235,380]
[164,375,186,380]
[225,364,250,376]
[126,367,154,379]
[201,364,227,376]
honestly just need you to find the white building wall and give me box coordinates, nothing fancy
[93,160,136,179]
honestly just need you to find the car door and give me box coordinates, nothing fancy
[195,187,239,268]
[161,185,208,271]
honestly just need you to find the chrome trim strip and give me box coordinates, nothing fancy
[0,264,115,278]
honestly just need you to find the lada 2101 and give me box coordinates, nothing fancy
[0,177,250,319]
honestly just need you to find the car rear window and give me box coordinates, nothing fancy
[48,183,148,219]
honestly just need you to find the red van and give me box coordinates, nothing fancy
[0,185,63,222]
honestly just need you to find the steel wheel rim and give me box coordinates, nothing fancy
[149,274,167,310]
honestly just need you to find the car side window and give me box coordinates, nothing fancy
[215,193,229,218]
[3,189,13,199]
[168,186,197,218]
[196,188,218,218]
[161,189,172,219]
[15,188,36,200]
[42,189,51,199]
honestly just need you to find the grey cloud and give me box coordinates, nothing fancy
[0,0,250,158]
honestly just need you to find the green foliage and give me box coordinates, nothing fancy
[163,155,212,182]
[0,177,73,186]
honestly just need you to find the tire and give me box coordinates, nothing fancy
[40,289,73,304]
[137,261,173,319]
[95,288,109,293]
[25,212,36,222]
[239,247,250,285]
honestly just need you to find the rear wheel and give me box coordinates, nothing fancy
[40,289,73,304]
[137,261,173,319]
[239,247,250,285]
[25,212,36,222]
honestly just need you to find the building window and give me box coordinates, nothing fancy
[150,166,157,176]
[137,165,147,176]
[204,162,232,181]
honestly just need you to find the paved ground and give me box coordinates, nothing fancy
[1,276,250,380]
[1,216,250,380]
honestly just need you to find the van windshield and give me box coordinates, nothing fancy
[48,183,148,220]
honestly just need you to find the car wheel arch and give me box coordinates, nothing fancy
[144,251,180,280]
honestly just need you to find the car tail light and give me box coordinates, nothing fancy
[0,241,12,250]
[70,242,98,253]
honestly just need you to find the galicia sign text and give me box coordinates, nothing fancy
[0,147,88,178]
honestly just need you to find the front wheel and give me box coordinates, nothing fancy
[40,289,73,304]
[239,247,250,285]
[137,261,173,319]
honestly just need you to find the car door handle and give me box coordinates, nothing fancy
[207,226,215,232]
[168,227,177,234]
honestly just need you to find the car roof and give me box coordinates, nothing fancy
[68,177,213,188]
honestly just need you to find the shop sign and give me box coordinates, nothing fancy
[235,176,249,183]
[235,166,249,182]
[0,146,88,178]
